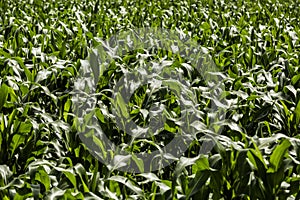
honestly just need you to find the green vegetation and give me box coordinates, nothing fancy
[0,0,300,199]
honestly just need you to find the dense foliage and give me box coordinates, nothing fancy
[0,0,300,199]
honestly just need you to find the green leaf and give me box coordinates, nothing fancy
[18,121,33,134]
[291,74,300,85]
[10,134,26,156]
[186,170,210,199]
[248,139,267,170]
[294,99,300,126]
[35,167,50,192]
[200,22,211,30]
[192,156,210,173]
[107,176,143,196]
[14,57,33,82]
[0,84,9,111]
[268,139,291,173]
[172,156,200,197]
[92,134,107,159]
[174,156,200,178]
[74,164,89,193]
[63,171,77,189]
[114,92,129,119]
[90,161,99,193]
[131,154,144,173]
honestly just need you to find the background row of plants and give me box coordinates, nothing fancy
[0,0,300,199]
